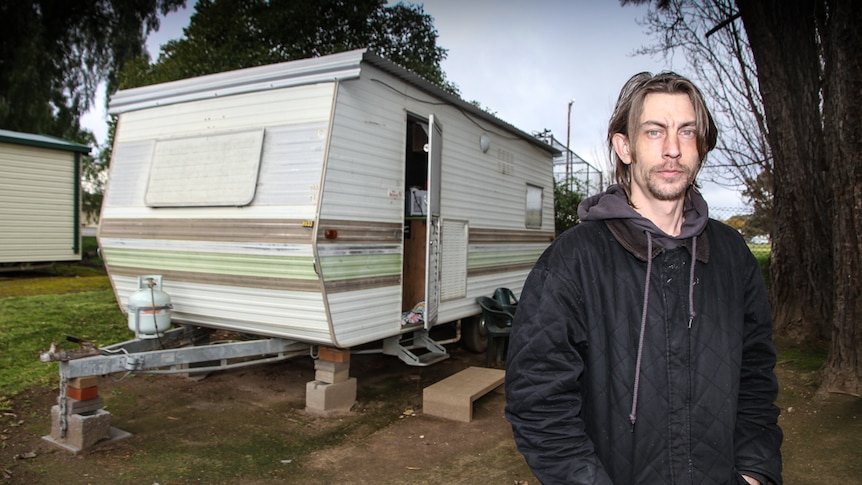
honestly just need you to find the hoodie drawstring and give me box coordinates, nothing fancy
[630,234,698,430]
[688,236,697,328]
[630,232,652,430]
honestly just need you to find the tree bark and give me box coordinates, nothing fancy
[818,0,862,396]
[735,0,832,343]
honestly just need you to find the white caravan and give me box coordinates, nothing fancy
[100,48,557,361]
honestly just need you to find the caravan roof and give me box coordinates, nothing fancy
[108,48,559,156]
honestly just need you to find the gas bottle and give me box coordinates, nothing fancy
[128,275,173,338]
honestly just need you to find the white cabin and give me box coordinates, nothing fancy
[0,129,89,269]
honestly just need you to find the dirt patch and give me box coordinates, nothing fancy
[1,344,860,484]
[0,346,535,484]
[774,359,862,483]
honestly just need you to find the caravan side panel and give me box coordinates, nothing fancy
[319,67,555,347]
[100,83,337,343]
[316,71,407,347]
[437,121,555,319]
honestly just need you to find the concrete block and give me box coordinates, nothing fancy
[305,377,357,415]
[314,360,350,383]
[423,366,505,422]
[315,368,350,384]
[314,360,350,372]
[49,406,112,451]
[59,396,104,415]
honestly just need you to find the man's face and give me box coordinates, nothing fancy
[623,92,701,205]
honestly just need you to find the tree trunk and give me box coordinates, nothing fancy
[818,0,862,396]
[735,0,832,343]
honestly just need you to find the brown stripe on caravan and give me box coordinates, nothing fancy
[468,262,537,278]
[469,228,555,244]
[316,219,403,243]
[323,275,401,294]
[100,218,314,243]
[107,266,323,292]
[467,228,551,278]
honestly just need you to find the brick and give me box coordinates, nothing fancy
[318,347,350,363]
[65,386,98,401]
[68,376,99,389]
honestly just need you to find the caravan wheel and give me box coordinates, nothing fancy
[460,315,488,353]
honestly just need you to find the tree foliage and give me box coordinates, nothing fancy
[122,0,456,93]
[723,213,768,242]
[0,0,186,224]
[0,0,185,139]
[554,178,587,236]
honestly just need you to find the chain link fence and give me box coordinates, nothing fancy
[710,206,771,261]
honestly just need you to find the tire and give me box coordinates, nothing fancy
[461,314,488,353]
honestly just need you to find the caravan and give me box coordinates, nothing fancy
[99,48,558,358]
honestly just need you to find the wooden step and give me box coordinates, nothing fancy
[422,366,505,422]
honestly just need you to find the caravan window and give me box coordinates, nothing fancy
[145,129,265,207]
[525,184,543,229]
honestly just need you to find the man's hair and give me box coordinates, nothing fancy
[608,71,718,196]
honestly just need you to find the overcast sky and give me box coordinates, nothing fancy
[82,0,748,209]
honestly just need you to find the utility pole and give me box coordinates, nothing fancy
[566,99,575,189]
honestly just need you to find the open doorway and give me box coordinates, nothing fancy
[401,116,428,321]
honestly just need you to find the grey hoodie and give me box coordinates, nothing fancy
[577,184,709,249]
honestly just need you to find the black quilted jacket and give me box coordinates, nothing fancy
[505,219,783,485]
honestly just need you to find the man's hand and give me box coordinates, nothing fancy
[742,475,761,485]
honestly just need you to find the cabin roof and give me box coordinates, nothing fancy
[0,129,90,154]
[108,48,559,155]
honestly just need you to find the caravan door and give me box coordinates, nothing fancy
[424,115,442,329]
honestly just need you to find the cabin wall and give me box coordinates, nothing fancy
[0,142,80,264]
[321,67,554,347]
[100,83,337,343]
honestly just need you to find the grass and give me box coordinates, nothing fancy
[776,338,829,372]
[0,290,127,396]
[749,245,771,287]
[0,237,126,397]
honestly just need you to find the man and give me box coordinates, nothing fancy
[505,72,782,484]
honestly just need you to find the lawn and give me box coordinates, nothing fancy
[0,238,127,396]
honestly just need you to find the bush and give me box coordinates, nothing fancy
[555,177,587,235]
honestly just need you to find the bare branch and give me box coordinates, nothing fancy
[631,0,771,209]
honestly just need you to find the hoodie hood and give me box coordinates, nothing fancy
[578,184,709,246]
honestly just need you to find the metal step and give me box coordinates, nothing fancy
[383,329,449,367]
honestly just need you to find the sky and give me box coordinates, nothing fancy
[82,0,749,209]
